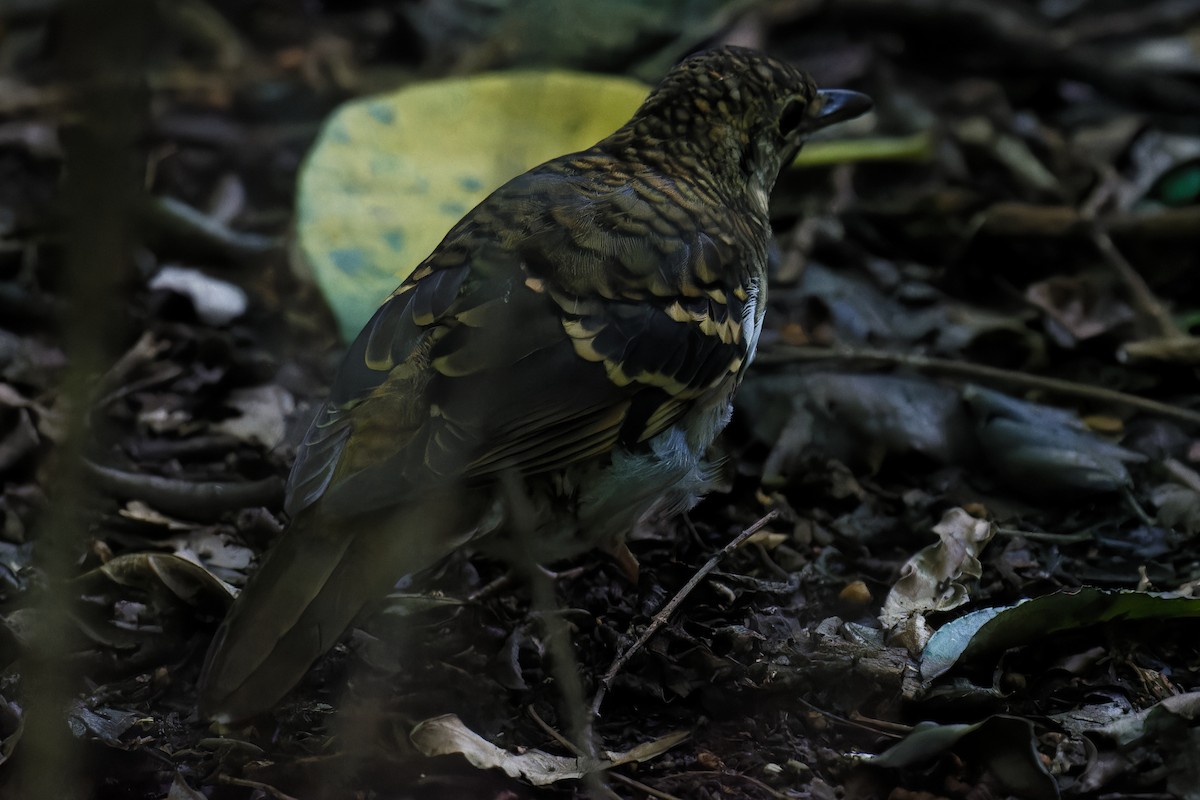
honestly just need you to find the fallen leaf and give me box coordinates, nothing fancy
[880,508,995,639]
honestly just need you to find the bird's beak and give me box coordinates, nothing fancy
[813,89,873,128]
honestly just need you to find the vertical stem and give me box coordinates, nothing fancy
[500,473,605,794]
[18,1,150,797]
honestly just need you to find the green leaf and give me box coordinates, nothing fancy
[868,715,1058,800]
[1151,159,1200,206]
[921,588,1200,682]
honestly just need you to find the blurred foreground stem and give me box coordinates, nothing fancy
[18,1,150,797]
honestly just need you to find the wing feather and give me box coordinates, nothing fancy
[284,160,758,519]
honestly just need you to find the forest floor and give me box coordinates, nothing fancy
[1,1,1199,798]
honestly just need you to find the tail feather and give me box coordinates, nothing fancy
[198,495,480,723]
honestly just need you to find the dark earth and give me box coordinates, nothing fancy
[1,1,1199,798]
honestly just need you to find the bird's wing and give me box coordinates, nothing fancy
[287,157,762,519]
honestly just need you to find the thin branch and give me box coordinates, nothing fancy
[1078,166,1181,340]
[525,708,621,800]
[527,707,682,800]
[1086,219,1183,340]
[667,770,795,800]
[1164,458,1200,494]
[218,776,301,800]
[755,346,1200,427]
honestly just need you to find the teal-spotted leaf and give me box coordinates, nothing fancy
[296,71,649,342]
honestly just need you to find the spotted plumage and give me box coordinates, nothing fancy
[199,46,871,723]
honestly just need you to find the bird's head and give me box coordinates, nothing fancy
[611,46,872,210]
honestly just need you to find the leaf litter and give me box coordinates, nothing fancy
[1,1,1199,798]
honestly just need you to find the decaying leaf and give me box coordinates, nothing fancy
[212,384,296,448]
[410,713,687,786]
[880,508,995,646]
[1025,273,1136,347]
[1057,692,1200,798]
[87,552,235,609]
[66,702,141,748]
[66,554,234,655]
[148,265,249,326]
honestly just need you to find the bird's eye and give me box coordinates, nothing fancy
[778,98,809,136]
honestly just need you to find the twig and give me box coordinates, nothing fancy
[1082,150,1185,334]
[1087,219,1182,340]
[591,510,779,719]
[1079,148,1194,362]
[1123,486,1156,527]
[791,693,906,739]
[847,710,912,736]
[527,707,682,800]
[755,345,1200,428]
[218,776,301,800]
[995,527,1095,544]
[528,705,586,757]
[1164,458,1200,494]
[142,194,281,259]
[665,770,794,800]
[605,771,685,800]
[525,708,621,800]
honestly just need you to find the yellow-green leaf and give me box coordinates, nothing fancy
[297,70,649,342]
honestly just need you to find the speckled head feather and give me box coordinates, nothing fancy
[604,46,853,201]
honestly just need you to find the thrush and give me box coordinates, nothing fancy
[198,46,871,723]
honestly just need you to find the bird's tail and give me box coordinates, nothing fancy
[198,495,479,723]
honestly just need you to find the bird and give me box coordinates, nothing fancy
[198,45,871,723]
